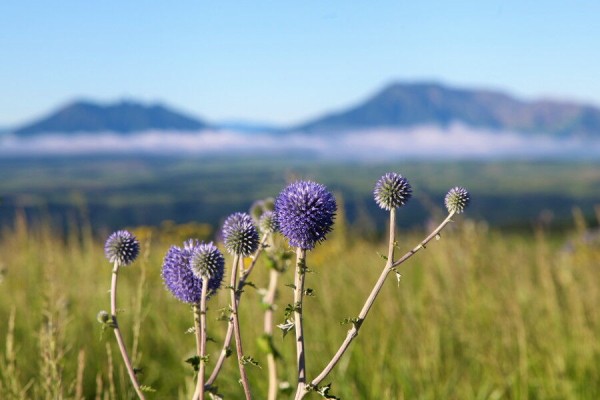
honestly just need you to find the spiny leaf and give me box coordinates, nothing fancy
[277,319,295,338]
[241,356,261,368]
[185,356,200,372]
[307,383,341,399]
[340,317,362,330]
[140,385,157,393]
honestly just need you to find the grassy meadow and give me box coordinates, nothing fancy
[1,205,600,399]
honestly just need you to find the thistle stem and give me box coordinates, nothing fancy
[110,262,146,400]
[192,282,208,400]
[293,248,308,400]
[205,234,267,389]
[301,211,456,397]
[230,255,252,399]
[264,267,280,400]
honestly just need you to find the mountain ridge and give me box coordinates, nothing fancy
[8,82,600,139]
[13,99,209,135]
[290,82,600,138]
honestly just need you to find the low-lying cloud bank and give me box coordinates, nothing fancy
[1,124,599,159]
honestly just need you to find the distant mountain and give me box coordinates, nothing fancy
[216,120,282,134]
[13,100,209,135]
[292,82,600,139]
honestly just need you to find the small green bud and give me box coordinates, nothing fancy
[444,186,470,214]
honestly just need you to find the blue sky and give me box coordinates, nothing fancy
[2,1,599,127]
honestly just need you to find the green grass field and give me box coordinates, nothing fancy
[1,156,600,232]
[1,204,599,399]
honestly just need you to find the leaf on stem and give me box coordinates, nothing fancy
[276,319,295,338]
[140,385,157,393]
[340,317,361,328]
[185,356,200,372]
[241,356,261,368]
[307,383,341,400]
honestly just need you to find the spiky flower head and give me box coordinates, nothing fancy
[373,172,412,211]
[190,242,225,281]
[275,180,337,250]
[222,212,260,256]
[161,239,224,304]
[104,230,140,266]
[250,197,276,223]
[445,186,470,214]
[259,210,279,234]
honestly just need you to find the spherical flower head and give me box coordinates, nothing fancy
[161,239,224,304]
[250,197,276,223]
[104,230,140,266]
[275,180,337,250]
[190,242,225,284]
[373,172,412,211]
[222,212,260,256]
[250,200,266,222]
[259,210,279,234]
[445,186,470,214]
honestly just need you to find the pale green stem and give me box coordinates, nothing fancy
[230,254,252,399]
[264,267,280,400]
[192,281,208,400]
[205,234,267,389]
[293,248,307,400]
[110,261,146,400]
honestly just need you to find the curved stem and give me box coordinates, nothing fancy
[293,248,308,400]
[230,255,252,399]
[205,234,268,389]
[301,211,456,397]
[192,282,208,400]
[110,262,146,400]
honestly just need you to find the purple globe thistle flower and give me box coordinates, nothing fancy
[275,180,337,250]
[190,242,225,282]
[222,212,260,256]
[259,210,279,234]
[445,186,470,214]
[373,172,412,211]
[104,230,140,266]
[161,239,224,304]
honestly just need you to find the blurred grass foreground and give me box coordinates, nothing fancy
[1,207,600,399]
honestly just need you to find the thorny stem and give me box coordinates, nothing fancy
[293,248,308,400]
[110,261,146,400]
[264,268,280,400]
[192,282,208,400]
[230,255,252,399]
[297,211,456,398]
[206,234,268,389]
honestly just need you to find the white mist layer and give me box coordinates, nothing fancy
[1,124,599,159]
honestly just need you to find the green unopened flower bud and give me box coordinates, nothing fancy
[373,173,412,211]
[445,186,470,214]
[190,242,225,281]
[97,310,111,324]
[259,211,279,234]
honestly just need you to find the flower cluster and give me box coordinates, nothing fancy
[373,172,412,211]
[445,186,471,214]
[275,180,337,250]
[222,212,260,256]
[161,239,224,304]
[104,230,140,266]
